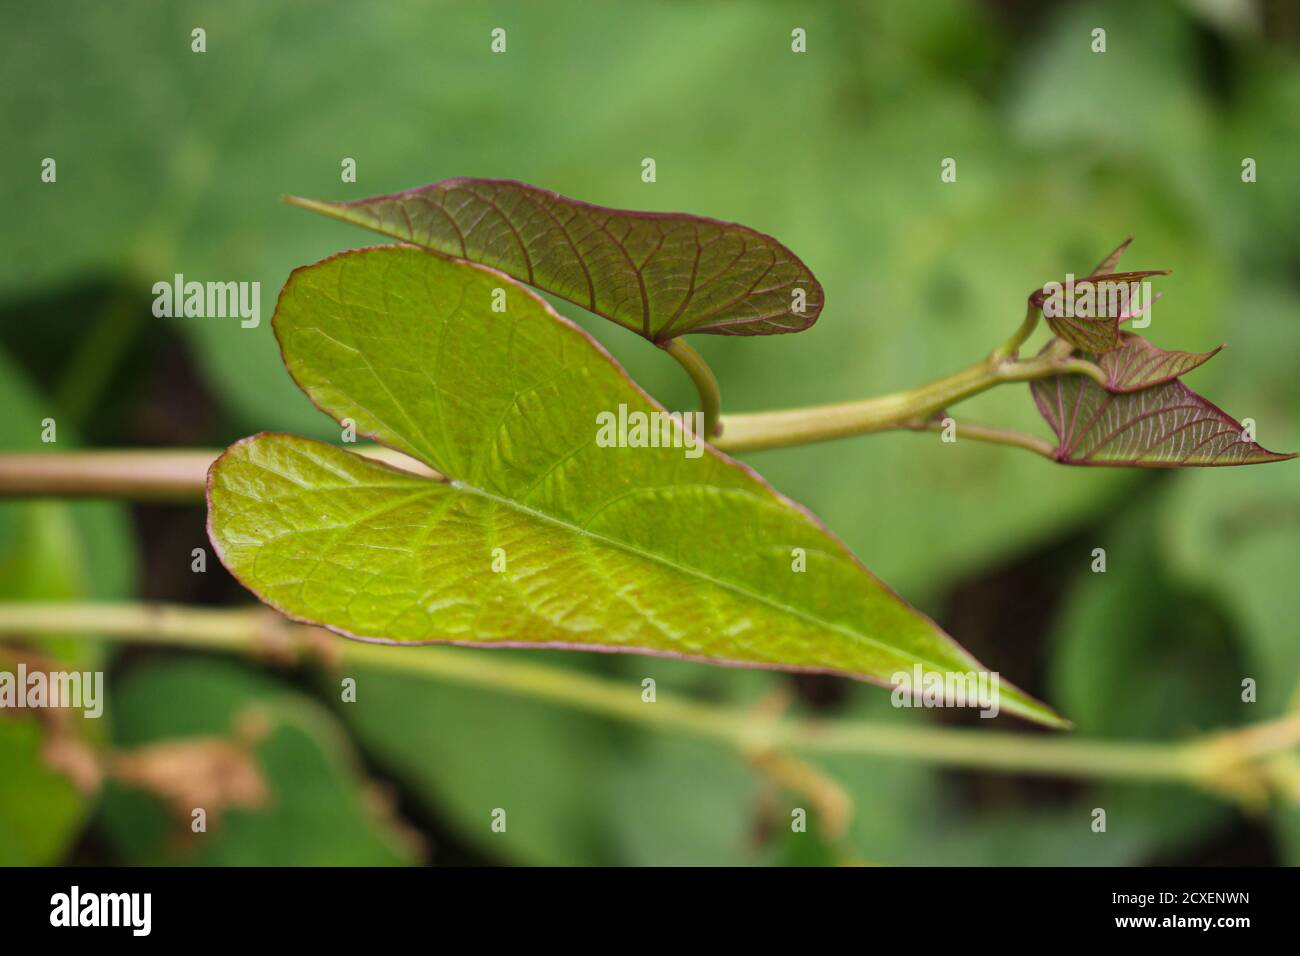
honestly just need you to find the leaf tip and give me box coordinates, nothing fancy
[1006,694,1072,730]
[1042,712,1075,732]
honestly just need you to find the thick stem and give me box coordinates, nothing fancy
[713,358,997,453]
[0,446,435,500]
[3,601,1298,791]
[712,347,1101,454]
[0,450,216,501]
[0,347,1103,499]
[661,338,722,438]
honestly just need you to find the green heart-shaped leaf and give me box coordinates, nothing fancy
[207,245,1059,725]
[285,178,823,341]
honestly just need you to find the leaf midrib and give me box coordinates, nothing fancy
[437,475,966,679]
[274,450,965,677]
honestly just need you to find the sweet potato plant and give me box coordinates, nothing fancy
[197,177,1295,728]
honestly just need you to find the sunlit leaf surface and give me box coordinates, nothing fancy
[207,245,1058,724]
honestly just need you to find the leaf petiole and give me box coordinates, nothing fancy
[660,337,722,438]
[903,417,1058,461]
[988,299,1041,364]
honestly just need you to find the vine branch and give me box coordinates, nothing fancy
[0,447,436,501]
[0,348,1094,499]
[2,601,1298,799]
[0,301,1103,499]
[711,337,1099,453]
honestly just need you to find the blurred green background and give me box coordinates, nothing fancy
[1,0,1297,865]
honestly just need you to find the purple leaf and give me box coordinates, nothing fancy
[1095,332,1222,393]
[1030,371,1296,467]
[286,178,824,341]
[1087,236,1132,277]
[1030,270,1169,353]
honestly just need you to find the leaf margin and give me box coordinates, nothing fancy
[205,243,1065,727]
[284,176,826,341]
[1030,269,1170,353]
[1029,369,1296,468]
[1095,331,1223,393]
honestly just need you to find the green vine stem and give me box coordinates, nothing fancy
[903,417,1058,461]
[1,601,1298,800]
[661,337,722,438]
[0,341,1100,500]
[0,447,437,501]
[988,300,1042,364]
[712,338,1102,453]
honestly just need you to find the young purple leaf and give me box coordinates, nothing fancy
[285,178,824,341]
[1087,236,1132,278]
[1095,332,1222,393]
[1030,270,1169,353]
[1030,371,1296,467]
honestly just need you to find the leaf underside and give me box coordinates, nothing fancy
[207,245,1059,725]
[1032,270,1169,353]
[1030,364,1295,467]
[286,177,824,341]
[1096,332,1222,393]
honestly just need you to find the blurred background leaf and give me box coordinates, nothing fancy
[97,659,421,866]
[1,0,1296,865]
[0,350,135,864]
